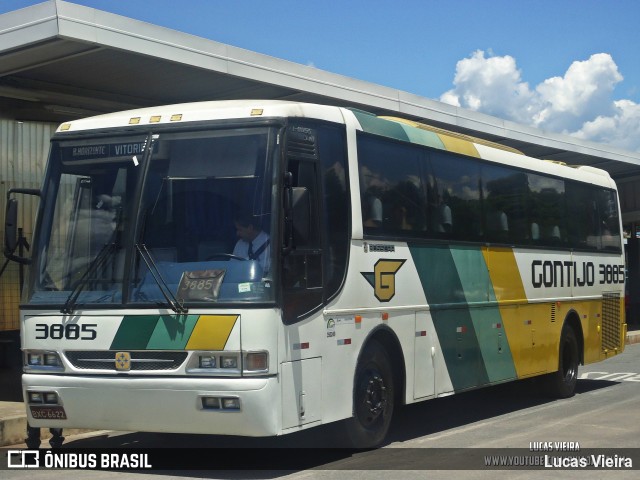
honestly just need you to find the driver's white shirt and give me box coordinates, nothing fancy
[232,230,270,274]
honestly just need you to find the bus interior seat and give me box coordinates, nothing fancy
[437,203,452,233]
[531,222,540,241]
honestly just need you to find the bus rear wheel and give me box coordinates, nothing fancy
[544,324,579,398]
[343,340,395,448]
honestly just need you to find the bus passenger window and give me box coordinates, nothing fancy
[429,151,481,241]
[357,134,426,237]
[363,190,383,228]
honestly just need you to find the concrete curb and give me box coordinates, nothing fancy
[626,330,640,345]
[0,402,28,448]
[1,332,639,447]
[0,401,93,447]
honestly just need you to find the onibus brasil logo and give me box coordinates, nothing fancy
[361,259,406,302]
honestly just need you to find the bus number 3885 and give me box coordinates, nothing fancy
[34,323,97,340]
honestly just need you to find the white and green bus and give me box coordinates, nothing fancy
[6,101,626,448]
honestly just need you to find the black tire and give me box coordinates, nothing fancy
[544,324,579,398]
[25,425,41,449]
[343,340,395,448]
[48,428,65,448]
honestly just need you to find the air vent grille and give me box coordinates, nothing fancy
[65,351,188,371]
[602,292,621,352]
[288,126,317,158]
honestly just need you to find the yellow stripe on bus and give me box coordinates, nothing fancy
[436,133,480,157]
[185,315,238,350]
[482,247,526,302]
[482,247,541,378]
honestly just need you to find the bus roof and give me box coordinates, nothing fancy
[55,100,615,189]
[55,100,347,133]
[348,108,615,189]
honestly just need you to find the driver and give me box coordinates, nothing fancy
[232,214,270,274]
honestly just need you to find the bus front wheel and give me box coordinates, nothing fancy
[343,340,395,448]
[544,324,579,398]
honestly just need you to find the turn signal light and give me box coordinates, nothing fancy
[244,352,268,371]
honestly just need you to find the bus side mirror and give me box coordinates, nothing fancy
[4,188,41,265]
[4,198,18,255]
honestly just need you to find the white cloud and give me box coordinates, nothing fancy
[534,53,623,132]
[571,99,640,151]
[440,51,640,151]
[440,50,536,125]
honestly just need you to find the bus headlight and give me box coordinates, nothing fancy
[24,350,64,372]
[44,353,62,367]
[28,392,43,403]
[199,396,241,411]
[187,351,241,375]
[27,353,43,366]
[221,397,240,410]
[187,351,267,376]
[198,355,216,369]
[27,391,60,405]
[220,355,238,369]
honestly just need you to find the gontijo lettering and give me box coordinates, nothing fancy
[531,260,624,288]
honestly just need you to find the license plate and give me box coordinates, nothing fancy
[30,405,67,420]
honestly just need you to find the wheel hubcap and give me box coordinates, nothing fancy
[365,375,387,415]
[356,370,387,426]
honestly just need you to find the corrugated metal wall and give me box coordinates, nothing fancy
[0,119,58,331]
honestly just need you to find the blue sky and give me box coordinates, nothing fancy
[2,0,640,151]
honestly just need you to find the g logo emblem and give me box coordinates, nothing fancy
[362,259,406,302]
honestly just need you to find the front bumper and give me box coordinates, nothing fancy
[23,374,280,437]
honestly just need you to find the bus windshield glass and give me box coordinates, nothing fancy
[28,126,277,308]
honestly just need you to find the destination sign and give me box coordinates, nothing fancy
[61,141,149,162]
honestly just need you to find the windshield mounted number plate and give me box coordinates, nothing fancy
[177,269,226,302]
[30,405,67,420]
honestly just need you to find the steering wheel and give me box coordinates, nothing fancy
[205,253,246,261]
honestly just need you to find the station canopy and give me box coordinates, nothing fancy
[2,0,640,179]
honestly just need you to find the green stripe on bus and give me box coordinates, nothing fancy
[450,248,517,383]
[409,244,489,390]
[146,314,200,350]
[351,110,411,143]
[110,315,160,350]
[466,306,517,383]
[397,123,445,149]
[111,315,201,350]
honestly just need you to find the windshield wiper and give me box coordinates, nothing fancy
[136,243,188,314]
[61,242,117,314]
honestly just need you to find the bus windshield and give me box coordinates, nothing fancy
[28,126,278,308]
